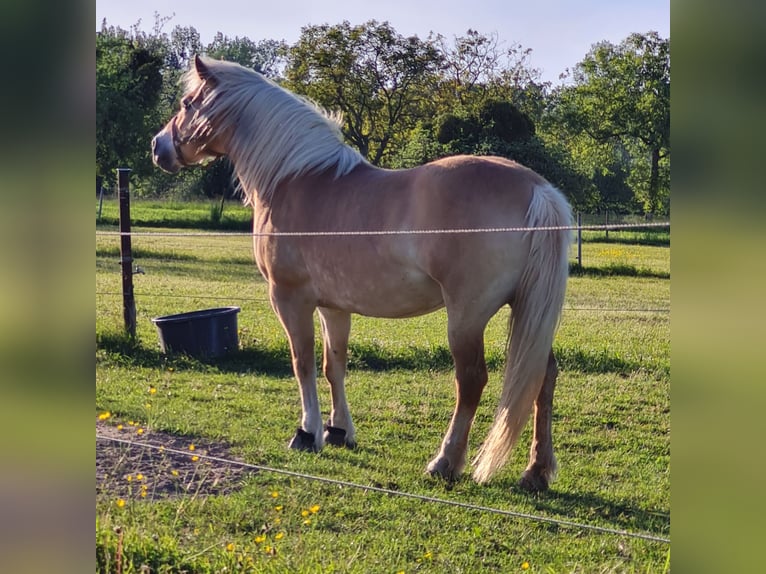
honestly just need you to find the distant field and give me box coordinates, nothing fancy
[96,200,670,573]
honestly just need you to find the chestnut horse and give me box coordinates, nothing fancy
[152,56,571,491]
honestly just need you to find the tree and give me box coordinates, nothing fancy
[96,24,164,182]
[432,102,592,209]
[433,31,543,104]
[206,34,288,78]
[285,20,442,165]
[554,32,670,214]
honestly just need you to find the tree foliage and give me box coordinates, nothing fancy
[95,18,669,214]
[96,24,164,183]
[285,20,441,165]
[553,32,670,214]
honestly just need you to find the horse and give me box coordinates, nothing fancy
[152,55,572,492]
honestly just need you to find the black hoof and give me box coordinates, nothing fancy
[518,470,549,493]
[324,425,356,449]
[288,428,317,452]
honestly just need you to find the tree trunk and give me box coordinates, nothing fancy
[648,147,661,215]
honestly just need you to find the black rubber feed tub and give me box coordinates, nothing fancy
[151,307,241,358]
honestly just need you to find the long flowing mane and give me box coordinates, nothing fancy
[184,57,367,204]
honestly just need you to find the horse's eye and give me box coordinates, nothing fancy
[182,98,192,110]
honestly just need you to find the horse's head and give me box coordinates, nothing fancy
[152,55,226,173]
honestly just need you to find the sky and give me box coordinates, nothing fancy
[95,0,669,85]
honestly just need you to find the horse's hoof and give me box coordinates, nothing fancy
[518,469,549,493]
[288,428,318,452]
[426,457,462,481]
[324,425,356,449]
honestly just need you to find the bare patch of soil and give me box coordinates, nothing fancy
[96,419,253,501]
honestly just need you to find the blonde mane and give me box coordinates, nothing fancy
[184,57,367,205]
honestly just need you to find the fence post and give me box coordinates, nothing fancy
[577,212,582,268]
[118,168,136,338]
[605,210,609,241]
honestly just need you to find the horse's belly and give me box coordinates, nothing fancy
[314,268,444,318]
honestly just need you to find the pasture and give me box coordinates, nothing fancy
[96,199,670,573]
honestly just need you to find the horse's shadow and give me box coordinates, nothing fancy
[517,486,669,538]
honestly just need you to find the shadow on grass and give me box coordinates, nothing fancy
[97,332,664,378]
[97,215,252,231]
[96,246,254,266]
[521,487,670,540]
[582,232,670,247]
[569,263,670,280]
[96,331,294,377]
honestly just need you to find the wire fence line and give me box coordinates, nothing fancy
[97,225,669,238]
[95,290,669,314]
[95,221,669,238]
[97,433,670,544]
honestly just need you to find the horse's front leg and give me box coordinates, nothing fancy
[519,349,559,492]
[270,289,323,451]
[318,307,356,448]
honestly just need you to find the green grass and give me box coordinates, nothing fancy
[97,197,253,230]
[96,206,670,573]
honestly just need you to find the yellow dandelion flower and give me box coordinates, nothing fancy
[264,545,273,554]
[309,504,320,513]
[128,421,135,426]
[274,532,284,541]
[136,473,144,481]
[271,491,279,498]
[140,490,147,498]
[126,475,133,482]
[136,428,144,436]
[396,571,405,574]
[189,444,196,451]
[171,469,179,477]
[423,552,432,559]
[116,424,124,431]
[149,387,157,395]
[254,535,266,544]
[191,455,199,462]
[226,543,235,552]
[303,519,311,526]
[274,505,283,511]
[159,446,165,452]
[274,517,281,525]
[98,412,111,420]
[116,499,126,508]
[301,510,309,517]
[522,562,530,570]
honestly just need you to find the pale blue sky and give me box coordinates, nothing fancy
[96,0,669,85]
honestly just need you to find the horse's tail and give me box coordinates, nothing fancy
[472,183,571,484]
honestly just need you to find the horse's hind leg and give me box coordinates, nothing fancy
[318,307,356,448]
[427,320,489,481]
[519,349,559,492]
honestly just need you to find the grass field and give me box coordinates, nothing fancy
[96,199,670,573]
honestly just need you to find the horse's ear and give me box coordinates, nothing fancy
[194,55,216,85]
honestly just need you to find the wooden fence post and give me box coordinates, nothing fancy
[577,212,582,268]
[118,168,136,338]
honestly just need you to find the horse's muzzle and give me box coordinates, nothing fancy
[151,133,180,173]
